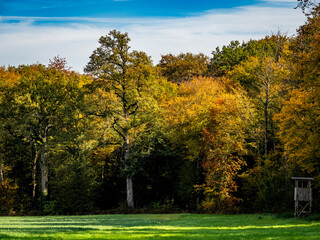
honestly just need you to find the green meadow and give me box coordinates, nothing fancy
[0,214,319,240]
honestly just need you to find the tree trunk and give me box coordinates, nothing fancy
[32,149,39,200]
[264,77,270,159]
[0,161,4,186]
[264,103,268,158]
[124,133,134,208]
[270,110,276,152]
[40,139,48,212]
[126,177,134,208]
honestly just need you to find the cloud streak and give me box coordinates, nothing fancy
[0,4,306,72]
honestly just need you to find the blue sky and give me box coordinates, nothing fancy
[0,0,308,72]
[2,0,263,17]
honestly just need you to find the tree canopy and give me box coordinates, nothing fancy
[1,3,320,215]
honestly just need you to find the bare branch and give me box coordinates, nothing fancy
[112,118,125,139]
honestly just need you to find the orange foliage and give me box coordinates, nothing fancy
[164,76,251,212]
[276,89,320,175]
[199,87,249,212]
[0,66,20,88]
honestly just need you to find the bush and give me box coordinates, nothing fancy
[0,180,18,215]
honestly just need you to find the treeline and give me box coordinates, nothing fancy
[1,4,320,215]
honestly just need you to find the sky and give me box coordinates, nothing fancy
[0,0,309,72]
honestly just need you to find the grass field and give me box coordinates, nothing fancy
[0,214,319,239]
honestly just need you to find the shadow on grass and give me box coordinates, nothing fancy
[0,215,320,239]
[0,234,62,240]
[1,224,320,240]
[0,226,96,234]
[105,224,320,240]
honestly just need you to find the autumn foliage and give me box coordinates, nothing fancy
[200,87,249,212]
[1,3,320,215]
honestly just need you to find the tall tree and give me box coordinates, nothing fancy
[0,67,19,186]
[277,3,320,182]
[85,29,165,208]
[229,54,289,159]
[0,67,20,211]
[162,77,220,207]
[200,85,250,212]
[6,63,90,212]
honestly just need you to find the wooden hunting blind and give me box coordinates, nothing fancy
[292,177,313,217]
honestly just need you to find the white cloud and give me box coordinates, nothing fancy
[0,4,306,73]
[128,6,305,59]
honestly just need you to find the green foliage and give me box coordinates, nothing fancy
[210,40,247,77]
[0,63,95,214]
[51,154,98,214]
[85,29,176,208]
[210,34,288,77]
[158,53,209,84]
[2,6,320,215]
[240,152,292,213]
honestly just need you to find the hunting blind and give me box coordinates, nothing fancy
[292,177,313,217]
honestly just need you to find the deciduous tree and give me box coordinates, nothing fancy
[85,30,168,208]
[3,63,91,212]
[199,86,250,212]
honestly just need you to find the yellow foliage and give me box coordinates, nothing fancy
[162,77,226,160]
[163,76,252,212]
[0,67,20,88]
[275,89,320,174]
